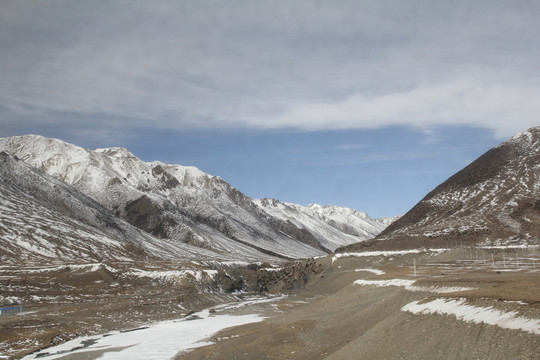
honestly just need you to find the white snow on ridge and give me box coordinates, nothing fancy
[402,298,540,335]
[297,202,396,235]
[125,269,218,282]
[254,199,399,251]
[332,249,438,262]
[477,244,539,250]
[353,279,474,294]
[0,263,112,274]
[355,268,385,275]
[254,199,364,250]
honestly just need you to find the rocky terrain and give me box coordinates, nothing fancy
[0,151,251,264]
[0,260,271,358]
[178,247,540,360]
[253,199,397,252]
[4,247,537,359]
[1,128,540,359]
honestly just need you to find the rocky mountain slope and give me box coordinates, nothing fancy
[345,126,540,251]
[254,199,396,250]
[0,135,394,262]
[297,203,398,237]
[0,151,229,263]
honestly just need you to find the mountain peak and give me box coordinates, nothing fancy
[95,146,138,159]
[306,203,370,219]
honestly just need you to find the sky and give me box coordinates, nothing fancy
[1,1,539,217]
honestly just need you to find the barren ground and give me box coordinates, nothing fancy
[179,248,540,360]
[1,248,539,359]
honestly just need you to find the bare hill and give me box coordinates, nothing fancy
[343,127,540,252]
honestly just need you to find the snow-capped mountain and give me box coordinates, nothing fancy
[347,126,540,250]
[296,203,398,237]
[0,151,230,263]
[0,135,394,262]
[254,199,397,250]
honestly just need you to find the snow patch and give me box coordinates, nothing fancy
[125,269,218,282]
[402,298,540,334]
[333,248,451,262]
[478,244,539,250]
[333,249,421,262]
[353,279,474,294]
[355,268,385,275]
[22,308,265,359]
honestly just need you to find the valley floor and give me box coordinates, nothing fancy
[2,248,540,359]
[177,249,540,360]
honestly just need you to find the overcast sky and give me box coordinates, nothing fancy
[1,1,539,217]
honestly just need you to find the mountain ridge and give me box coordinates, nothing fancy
[0,151,230,263]
[0,134,395,263]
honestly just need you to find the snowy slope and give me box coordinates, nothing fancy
[0,135,393,261]
[294,203,398,238]
[254,199,398,250]
[0,151,231,263]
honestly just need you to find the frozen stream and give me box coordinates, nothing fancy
[22,296,285,360]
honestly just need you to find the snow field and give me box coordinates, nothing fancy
[353,279,475,294]
[20,296,288,360]
[22,312,265,359]
[355,268,385,275]
[402,298,540,335]
[332,248,451,263]
[125,269,218,282]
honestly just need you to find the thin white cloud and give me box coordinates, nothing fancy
[1,1,539,138]
[252,78,540,137]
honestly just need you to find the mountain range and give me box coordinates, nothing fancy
[0,135,394,263]
[2,126,539,264]
[0,151,223,263]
